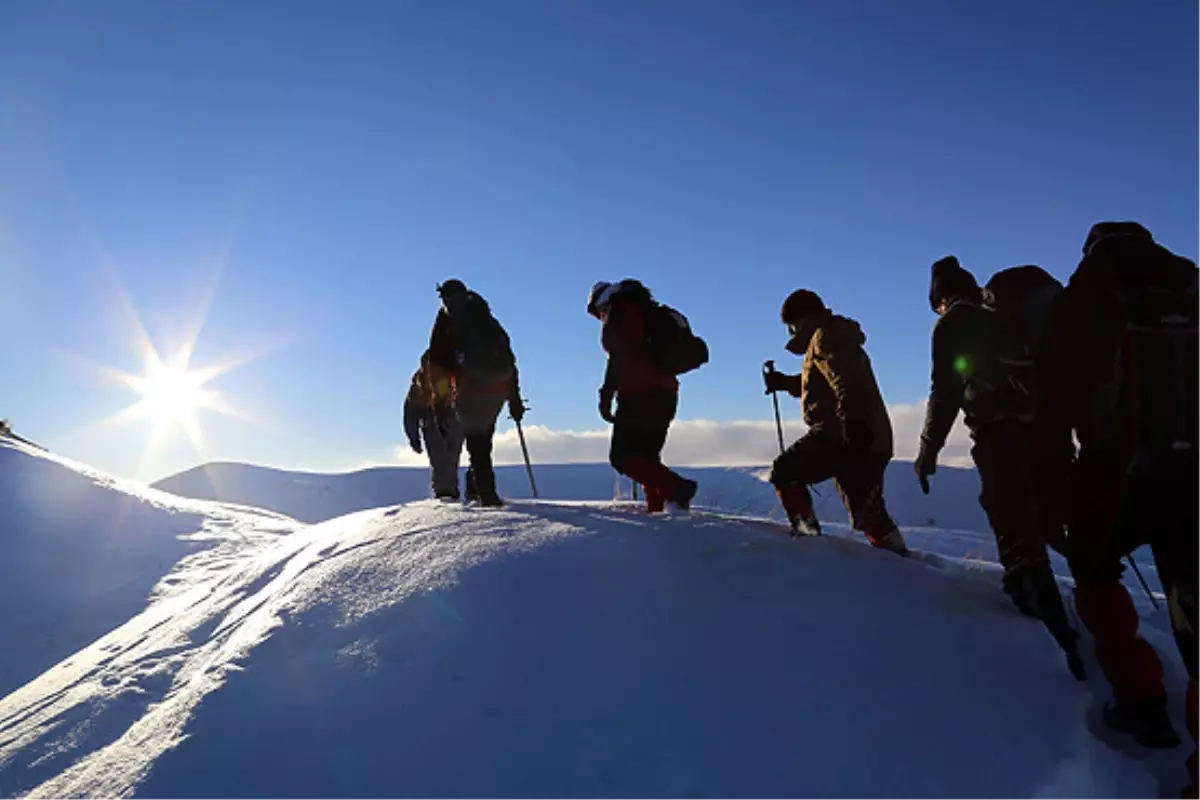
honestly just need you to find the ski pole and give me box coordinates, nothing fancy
[1127,555,1159,609]
[764,360,785,455]
[514,419,539,499]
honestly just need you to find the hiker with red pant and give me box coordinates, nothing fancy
[587,279,699,513]
[1036,222,1197,794]
[763,289,907,554]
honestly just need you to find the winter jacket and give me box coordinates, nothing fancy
[600,291,679,398]
[919,294,1029,453]
[427,297,523,404]
[402,364,455,449]
[780,311,892,456]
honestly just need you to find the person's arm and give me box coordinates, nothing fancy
[427,310,458,371]
[919,315,966,456]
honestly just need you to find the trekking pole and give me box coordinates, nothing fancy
[1127,555,1159,610]
[514,419,539,499]
[764,360,785,455]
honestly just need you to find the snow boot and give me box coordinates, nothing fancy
[1102,696,1182,750]
[435,488,461,502]
[865,524,909,556]
[777,482,819,536]
[646,485,666,514]
[670,478,698,511]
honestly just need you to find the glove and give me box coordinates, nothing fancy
[510,395,527,423]
[763,370,793,395]
[844,419,873,450]
[409,437,423,456]
[599,388,616,424]
[914,444,937,495]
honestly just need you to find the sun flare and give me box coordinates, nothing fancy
[129,356,209,423]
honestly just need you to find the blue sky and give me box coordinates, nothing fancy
[1,0,1196,480]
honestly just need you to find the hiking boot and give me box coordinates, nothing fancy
[478,493,505,508]
[435,489,461,502]
[670,478,698,511]
[866,525,909,556]
[789,514,822,537]
[1103,697,1181,750]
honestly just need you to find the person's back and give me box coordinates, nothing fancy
[797,312,894,457]
[1036,222,1198,774]
[427,280,525,507]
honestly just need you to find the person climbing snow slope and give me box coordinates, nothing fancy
[587,279,700,513]
[428,279,525,507]
[763,289,907,554]
[916,256,1085,681]
[1036,222,1198,793]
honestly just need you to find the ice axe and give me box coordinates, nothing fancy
[764,360,786,455]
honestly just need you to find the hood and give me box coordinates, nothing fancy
[785,311,860,354]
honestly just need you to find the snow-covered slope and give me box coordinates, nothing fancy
[155,460,993,531]
[2,498,1179,798]
[0,440,299,699]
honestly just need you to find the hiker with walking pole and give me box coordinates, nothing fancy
[586,279,707,514]
[428,279,524,508]
[762,289,907,554]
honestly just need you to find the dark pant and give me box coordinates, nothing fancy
[421,405,464,496]
[456,392,508,500]
[973,428,1057,575]
[1068,449,1198,790]
[769,431,896,534]
[609,389,683,500]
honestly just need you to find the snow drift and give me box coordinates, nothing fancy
[0,440,298,699]
[1,442,1192,798]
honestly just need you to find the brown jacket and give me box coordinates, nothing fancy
[782,312,893,457]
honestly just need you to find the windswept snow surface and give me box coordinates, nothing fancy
[0,441,299,699]
[1,444,1191,797]
[156,460,994,530]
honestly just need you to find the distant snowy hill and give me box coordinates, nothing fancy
[154,459,993,532]
[1,442,1191,797]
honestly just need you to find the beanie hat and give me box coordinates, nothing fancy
[1082,221,1153,256]
[929,256,980,312]
[780,289,826,323]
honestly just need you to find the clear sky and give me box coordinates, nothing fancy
[1,0,1196,481]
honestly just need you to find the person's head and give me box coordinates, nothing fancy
[929,256,980,315]
[1082,221,1153,256]
[586,279,651,319]
[437,278,468,303]
[781,287,826,332]
[586,281,614,319]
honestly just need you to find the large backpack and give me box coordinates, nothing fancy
[645,302,709,376]
[442,292,516,385]
[1102,259,1199,465]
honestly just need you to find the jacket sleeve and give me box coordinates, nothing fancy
[428,310,458,371]
[600,307,623,392]
[810,329,870,425]
[508,363,522,404]
[402,385,423,447]
[919,315,964,453]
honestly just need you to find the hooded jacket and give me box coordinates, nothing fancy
[781,311,893,456]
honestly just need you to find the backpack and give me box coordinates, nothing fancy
[443,292,516,385]
[969,267,1065,425]
[1105,266,1198,466]
[645,302,709,375]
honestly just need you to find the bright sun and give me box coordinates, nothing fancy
[110,345,228,450]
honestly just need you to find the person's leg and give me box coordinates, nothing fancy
[834,452,906,553]
[769,432,841,534]
[1143,455,1199,783]
[424,408,460,498]
[457,393,507,506]
[610,391,690,506]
